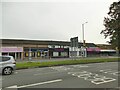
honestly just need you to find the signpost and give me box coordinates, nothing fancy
[70,37,78,47]
[70,37,78,60]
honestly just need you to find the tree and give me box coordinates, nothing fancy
[101,1,120,54]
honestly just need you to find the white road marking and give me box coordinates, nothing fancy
[100,70,104,72]
[72,65,89,68]
[49,66,73,71]
[100,69,119,76]
[104,70,116,74]
[73,72,91,76]
[112,71,120,76]
[7,85,18,88]
[68,71,87,74]
[91,78,116,85]
[100,69,112,72]
[68,71,116,85]
[7,79,62,88]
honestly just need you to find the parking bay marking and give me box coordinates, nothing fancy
[7,79,62,88]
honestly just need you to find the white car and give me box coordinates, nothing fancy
[0,56,16,75]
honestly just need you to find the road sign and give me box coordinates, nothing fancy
[70,37,78,47]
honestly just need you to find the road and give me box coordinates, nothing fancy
[1,62,120,89]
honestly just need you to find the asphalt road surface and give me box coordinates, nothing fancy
[1,62,120,89]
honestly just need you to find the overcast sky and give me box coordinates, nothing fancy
[1,0,118,44]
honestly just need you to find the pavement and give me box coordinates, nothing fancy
[1,61,120,89]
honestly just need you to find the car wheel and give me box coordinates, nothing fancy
[3,67,13,75]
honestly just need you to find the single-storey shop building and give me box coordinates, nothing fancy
[1,39,115,60]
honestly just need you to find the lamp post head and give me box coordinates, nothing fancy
[82,22,88,25]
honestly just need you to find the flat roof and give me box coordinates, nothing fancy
[1,39,97,47]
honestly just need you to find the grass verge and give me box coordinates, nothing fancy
[16,58,120,70]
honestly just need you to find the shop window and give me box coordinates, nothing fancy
[25,52,29,57]
[61,52,68,56]
[37,52,40,57]
[53,52,59,56]
[41,52,44,57]
[32,52,35,57]
[9,53,15,58]
[44,52,48,56]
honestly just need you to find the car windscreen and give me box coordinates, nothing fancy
[0,56,10,62]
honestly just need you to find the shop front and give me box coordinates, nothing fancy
[1,47,23,60]
[49,48,69,58]
[24,48,49,59]
[87,47,101,57]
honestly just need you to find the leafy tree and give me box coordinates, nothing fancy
[101,1,120,54]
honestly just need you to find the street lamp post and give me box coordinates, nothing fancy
[82,22,88,57]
